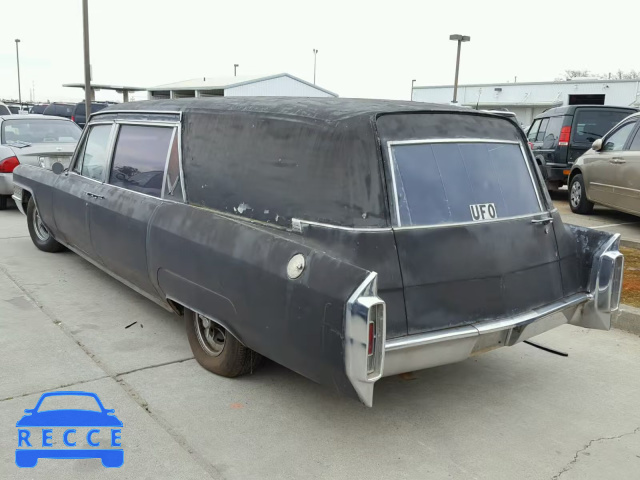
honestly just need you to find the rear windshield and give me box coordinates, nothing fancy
[2,119,82,144]
[390,141,541,227]
[573,109,637,144]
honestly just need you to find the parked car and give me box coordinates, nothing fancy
[11,99,623,407]
[6,104,23,114]
[0,103,10,116]
[569,111,640,215]
[0,115,81,209]
[30,104,49,115]
[527,105,638,190]
[71,102,112,128]
[42,102,75,120]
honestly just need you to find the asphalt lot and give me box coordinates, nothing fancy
[1,199,640,480]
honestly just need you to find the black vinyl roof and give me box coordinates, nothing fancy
[99,97,474,122]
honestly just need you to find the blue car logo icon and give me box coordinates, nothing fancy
[16,391,123,468]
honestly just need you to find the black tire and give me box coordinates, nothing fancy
[0,195,8,210]
[26,198,65,252]
[569,173,594,214]
[186,310,263,377]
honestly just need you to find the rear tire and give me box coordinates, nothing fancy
[569,174,594,214]
[27,198,65,252]
[0,195,8,210]
[185,310,263,377]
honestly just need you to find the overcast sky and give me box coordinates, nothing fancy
[1,0,639,103]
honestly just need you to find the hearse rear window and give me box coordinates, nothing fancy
[390,141,541,227]
[109,125,173,198]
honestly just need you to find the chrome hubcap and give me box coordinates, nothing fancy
[194,313,226,357]
[33,208,50,241]
[570,181,582,208]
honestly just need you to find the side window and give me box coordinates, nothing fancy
[77,125,113,181]
[163,129,185,201]
[535,118,549,142]
[542,116,564,148]
[629,128,640,151]
[603,122,637,152]
[527,120,541,142]
[108,125,173,198]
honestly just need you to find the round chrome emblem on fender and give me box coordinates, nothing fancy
[287,254,306,279]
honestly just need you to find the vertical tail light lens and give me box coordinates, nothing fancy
[558,126,571,146]
[0,156,20,173]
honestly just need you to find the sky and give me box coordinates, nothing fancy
[1,0,639,103]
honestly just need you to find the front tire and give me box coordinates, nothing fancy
[185,310,262,377]
[27,198,65,252]
[569,173,594,214]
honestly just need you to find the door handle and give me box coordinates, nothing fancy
[531,217,553,225]
[84,192,105,199]
[610,157,626,164]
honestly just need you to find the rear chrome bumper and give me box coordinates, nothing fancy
[384,293,589,377]
[347,233,623,407]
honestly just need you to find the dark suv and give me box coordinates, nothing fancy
[527,105,638,190]
[42,103,75,120]
[71,102,112,128]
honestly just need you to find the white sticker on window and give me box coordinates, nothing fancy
[470,203,497,221]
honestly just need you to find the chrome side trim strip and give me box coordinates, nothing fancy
[393,211,549,231]
[292,218,391,232]
[389,138,521,146]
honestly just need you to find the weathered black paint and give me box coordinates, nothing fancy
[11,98,614,401]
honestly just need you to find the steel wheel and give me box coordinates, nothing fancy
[194,313,226,357]
[570,181,582,209]
[32,207,50,242]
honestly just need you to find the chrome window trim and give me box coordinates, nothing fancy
[160,128,176,199]
[387,138,545,228]
[291,218,391,232]
[114,120,180,128]
[177,123,187,203]
[91,109,182,119]
[392,211,551,231]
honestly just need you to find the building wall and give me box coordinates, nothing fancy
[413,80,640,125]
[224,76,335,97]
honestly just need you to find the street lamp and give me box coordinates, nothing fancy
[15,39,22,105]
[234,64,239,77]
[82,0,92,118]
[313,49,318,84]
[411,79,416,101]
[449,34,470,103]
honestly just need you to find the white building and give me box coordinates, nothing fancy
[148,73,337,100]
[412,79,640,125]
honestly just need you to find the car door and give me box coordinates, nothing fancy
[610,121,640,214]
[52,123,115,260]
[583,120,637,208]
[88,122,177,297]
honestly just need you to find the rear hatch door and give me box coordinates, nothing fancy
[377,112,565,334]
[569,107,638,163]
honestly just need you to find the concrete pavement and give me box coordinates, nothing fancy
[2,205,640,479]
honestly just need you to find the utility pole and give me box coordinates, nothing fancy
[449,34,470,103]
[234,64,239,76]
[313,49,318,84]
[15,39,22,105]
[411,79,416,101]
[82,0,92,119]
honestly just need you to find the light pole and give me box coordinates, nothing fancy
[82,0,92,119]
[15,39,22,105]
[411,79,416,101]
[449,34,470,103]
[234,64,239,76]
[313,49,318,84]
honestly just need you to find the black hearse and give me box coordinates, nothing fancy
[12,98,623,406]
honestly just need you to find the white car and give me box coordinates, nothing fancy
[0,115,81,209]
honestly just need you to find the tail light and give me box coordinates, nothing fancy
[0,156,20,173]
[528,141,534,149]
[559,126,571,146]
[71,116,75,122]
[345,272,386,407]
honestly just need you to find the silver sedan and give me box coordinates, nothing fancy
[0,115,81,209]
[569,111,640,215]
